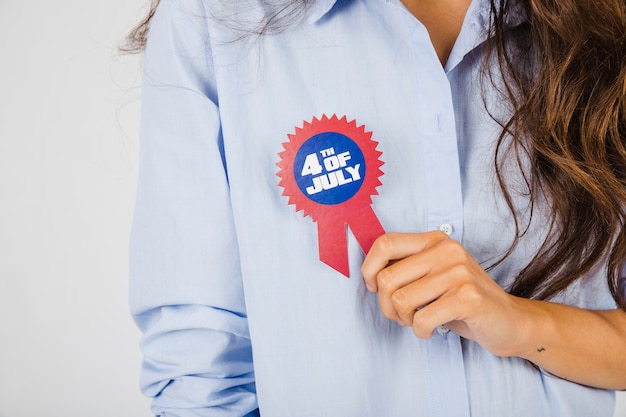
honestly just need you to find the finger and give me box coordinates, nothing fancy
[388,268,455,325]
[376,247,449,323]
[410,277,485,339]
[411,293,463,339]
[377,239,468,323]
[361,231,449,292]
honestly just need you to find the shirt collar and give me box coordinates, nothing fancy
[306,0,526,27]
[476,0,528,30]
[443,0,527,71]
[306,0,340,23]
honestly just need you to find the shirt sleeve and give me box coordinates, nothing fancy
[129,1,258,415]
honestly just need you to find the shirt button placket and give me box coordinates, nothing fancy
[413,31,469,417]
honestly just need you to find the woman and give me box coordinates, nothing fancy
[126,0,626,415]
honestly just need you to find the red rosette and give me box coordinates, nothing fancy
[276,114,385,277]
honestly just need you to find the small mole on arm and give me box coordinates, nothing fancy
[537,347,546,353]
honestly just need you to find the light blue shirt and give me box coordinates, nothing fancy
[129,0,617,415]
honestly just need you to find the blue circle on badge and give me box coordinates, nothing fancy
[294,132,365,205]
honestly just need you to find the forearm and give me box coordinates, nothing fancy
[511,298,626,390]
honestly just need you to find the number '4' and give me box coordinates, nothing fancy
[301,153,323,176]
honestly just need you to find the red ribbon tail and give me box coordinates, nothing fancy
[347,207,386,254]
[317,209,385,277]
[317,219,350,277]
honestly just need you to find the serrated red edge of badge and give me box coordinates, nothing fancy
[276,114,384,222]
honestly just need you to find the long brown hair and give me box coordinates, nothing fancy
[119,0,160,54]
[124,0,626,310]
[487,0,626,310]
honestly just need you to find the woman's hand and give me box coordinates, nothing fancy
[361,231,534,357]
[361,231,626,389]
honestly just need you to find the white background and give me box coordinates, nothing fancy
[0,1,624,417]
[0,0,150,415]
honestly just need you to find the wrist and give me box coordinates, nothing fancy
[506,297,557,360]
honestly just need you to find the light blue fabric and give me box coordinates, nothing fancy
[129,0,617,415]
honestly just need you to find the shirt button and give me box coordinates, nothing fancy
[436,325,450,335]
[439,223,454,236]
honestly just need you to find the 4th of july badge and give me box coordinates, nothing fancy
[276,114,386,277]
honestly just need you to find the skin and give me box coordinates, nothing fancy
[361,232,626,390]
[400,0,473,65]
